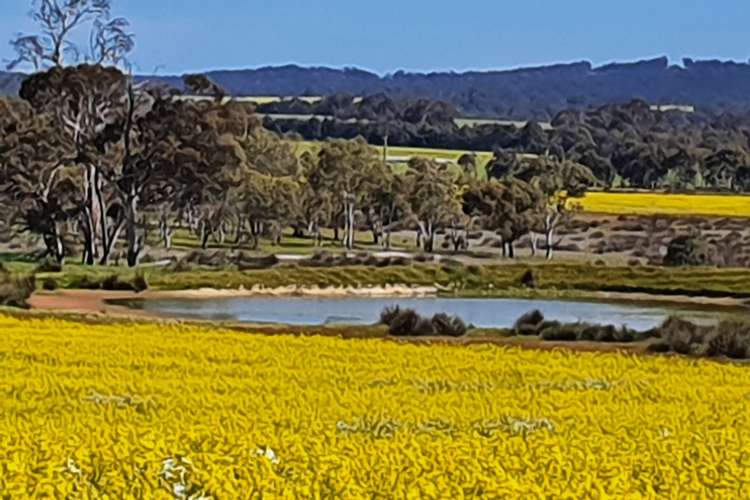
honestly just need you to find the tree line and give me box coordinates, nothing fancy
[0,75,593,266]
[267,95,750,193]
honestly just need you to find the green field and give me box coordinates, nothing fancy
[295,140,493,177]
[6,250,750,299]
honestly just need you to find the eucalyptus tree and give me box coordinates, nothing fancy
[500,155,596,259]
[18,65,130,264]
[9,0,136,264]
[308,138,387,250]
[239,172,300,249]
[406,158,461,253]
[368,172,411,249]
[462,178,541,259]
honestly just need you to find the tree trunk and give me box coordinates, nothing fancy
[125,189,142,268]
[250,220,261,250]
[85,165,100,261]
[93,167,109,263]
[100,216,125,266]
[545,228,554,260]
[164,228,172,250]
[544,212,557,261]
[385,213,393,250]
[43,227,65,264]
[80,211,96,265]
[423,220,434,253]
[341,197,355,250]
[425,235,434,253]
[347,201,355,250]
[215,223,226,245]
[160,214,173,249]
[508,241,515,259]
[342,202,349,249]
[201,221,211,250]
[452,232,462,253]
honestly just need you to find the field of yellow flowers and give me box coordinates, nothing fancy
[574,191,750,217]
[2,313,750,498]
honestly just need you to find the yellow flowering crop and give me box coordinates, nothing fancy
[2,314,750,498]
[573,191,750,217]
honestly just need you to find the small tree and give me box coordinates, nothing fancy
[462,178,541,258]
[406,158,460,253]
[239,172,299,249]
[492,155,596,260]
[664,232,712,267]
[366,170,411,249]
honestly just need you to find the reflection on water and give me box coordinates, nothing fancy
[122,296,731,331]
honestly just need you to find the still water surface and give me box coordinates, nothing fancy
[126,296,727,331]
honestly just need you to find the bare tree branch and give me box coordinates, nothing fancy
[7,0,133,70]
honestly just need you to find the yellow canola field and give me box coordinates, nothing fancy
[2,314,750,498]
[574,191,750,217]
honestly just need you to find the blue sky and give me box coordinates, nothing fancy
[1,0,749,74]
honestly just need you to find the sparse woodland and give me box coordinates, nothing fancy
[0,3,601,268]
[1,1,750,273]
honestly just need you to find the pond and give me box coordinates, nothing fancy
[121,296,730,331]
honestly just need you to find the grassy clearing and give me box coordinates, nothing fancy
[574,191,750,217]
[295,140,493,177]
[129,263,750,298]
[16,258,750,299]
[166,227,411,255]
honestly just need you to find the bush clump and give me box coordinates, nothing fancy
[35,257,63,273]
[539,322,583,341]
[42,278,58,291]
[69,273,148,293]
[169,259,193,273]
[519,270,536,288]
[0,274,36,309]
[132,272,149,293]
[655,316,711,354]
[706,323,750,359]
[431,313,468,337]
[237,254,280,270]
[386,308,421,336]
[649,317,750,359]
[663,232,712,267]
[513,309,545,336]
[514,312,643,343]
[379,305,404,326]
[380,306,468,337]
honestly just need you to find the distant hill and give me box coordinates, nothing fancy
[4,57,750,120]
